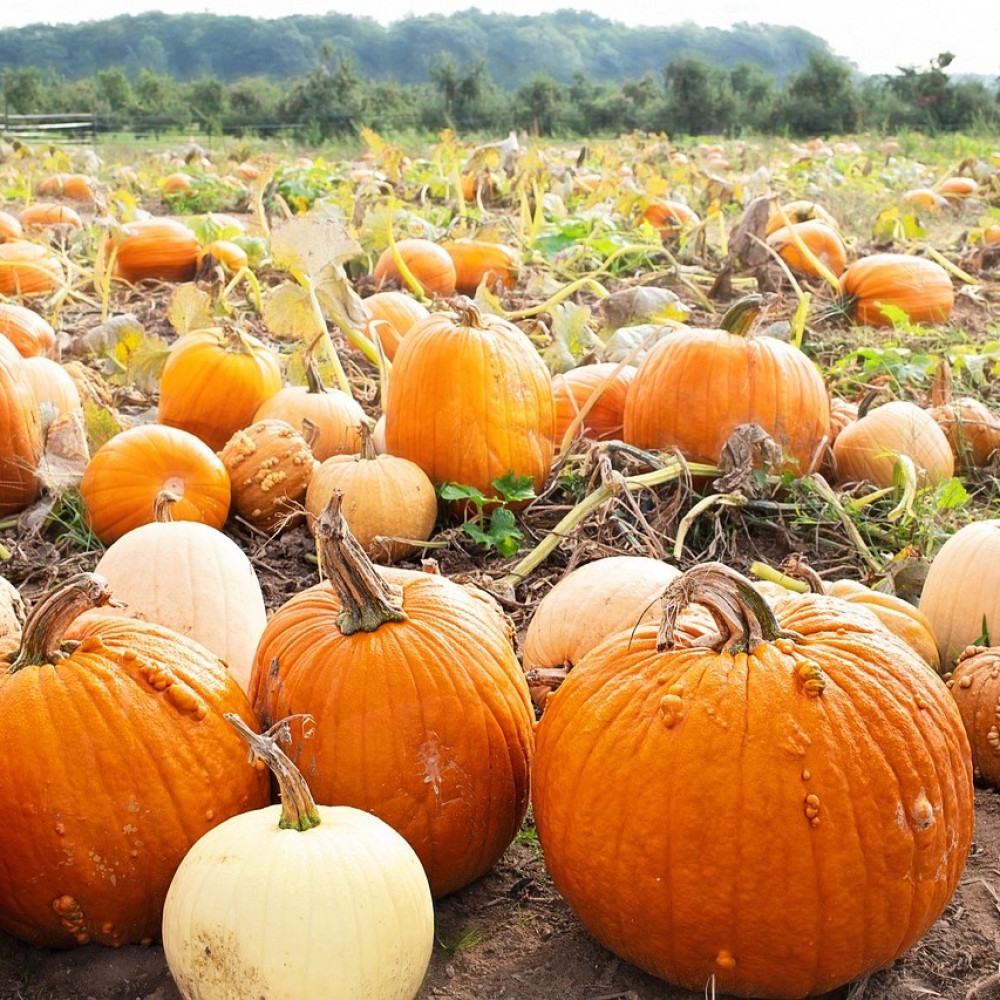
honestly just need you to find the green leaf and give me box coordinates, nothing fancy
[933,477,969,511]
[439,482,488,505]
[491,471,536,503]
[486,507,523,556]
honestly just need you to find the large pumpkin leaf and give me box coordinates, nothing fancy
[167,283,214,336]
[262,283,323,341]
[270,217,361,282]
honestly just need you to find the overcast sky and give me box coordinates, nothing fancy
[3,0,999,77]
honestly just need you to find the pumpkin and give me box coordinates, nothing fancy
[158,326,282,452]
[250,496,535,898]
[0,302,56,358]
[946,646,1000,787]
[983,224,1000,246]
[373,238,457,298]
[902,188,949,210]
[552,362,636,445]
[110,217,200,284]
[304,424,437,564]
[0,573,269,948]
[93,491,267,693]
[934,176,977,199]
[766,219,848,278]
[919,520,1000,670]
[21,356,82,427]
[361,289,430,362]
[36,173,94,200]
[197,239,249,274]
[253,360,366,463]
[0,210,23,242]
[162,172,193,194]
[532,563,974,999]
[219,418,317,534]
[18,202,83,230]
[931,397,1000,468]
[162,715,434,1000]
[0,350,43,517]
[80,423,231,545]
[641,200,700,237]
[441,238,519,296]
[522,555,681,709]
[0,241,65,296]
[623,326,830,476]
[832,399,954,488]
[764,199,839,236]
[838,253,954,327]
[384,302,555,497]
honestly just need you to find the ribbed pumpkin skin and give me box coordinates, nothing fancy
[361,290,430,362]
[0,352,43,517]
[0,607,269,948]
[840,254,954,326]
[384,307,555,496]
[250,570,535,899]
[0,241,64,296]
[158,328,282,452]
[253,386,365,462]
[623,328,830,475]
[0,211,24,242]
[80,424,231,545]
[832,400,954,488]
[552,362,636,444]
[373,238,457,298]
[19,202,83,230]
[442,239,519,295]
[919,520,1000,670]
[0,303,56,358]
[111,218,200,283]
[533,591,973,998]
[766,219,848,278]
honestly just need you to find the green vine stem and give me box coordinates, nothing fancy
[657,561,798,657]
[312,491,408,635]
[749,560,810,594]
[7,573,113,673]
[499,455,719,588]
[224,714,321,832]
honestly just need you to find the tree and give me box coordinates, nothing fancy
[514,74,565,136]
[780,50,859,135]
[2,67,43,114]
[663,56,734,135]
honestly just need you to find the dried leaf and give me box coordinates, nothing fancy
[728,195,774,269]
[167,284,214,336]
[315,273,370,329]
[37,412,90,493]
[270,217,361,281]
[81,401,123,455]
[67,313,145,359]
[542,302,601,374]
[599,286,690,331]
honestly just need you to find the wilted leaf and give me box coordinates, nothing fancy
[271,217,362,281]
[603,323,676,365]
[167,284,214,336]
[728,195,774,269]
[112,331,171,394]
[872,207,925,242]
[67,313,145,359]
[37,412,90,493]
[263,283,324,341]
[81,401,123,454]
[599,286,690,331]
[315,273,370,329]
[542,302,601,374]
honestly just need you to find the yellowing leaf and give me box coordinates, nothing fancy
[315,274,370,329]
[270,217,362,281]
[167,283,214,336]
[82,401,123,454]
[263,283,324,341]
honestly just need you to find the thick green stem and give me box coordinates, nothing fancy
[7,573,113,672]
[312,492,408,634]
[225,714,321,832]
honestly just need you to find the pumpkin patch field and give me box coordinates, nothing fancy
[3,129,1000,1000]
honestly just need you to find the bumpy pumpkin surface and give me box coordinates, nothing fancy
[532,564,973,999]
[0,575,269,949]
[250,498,535,898]
[947,646,1000,788]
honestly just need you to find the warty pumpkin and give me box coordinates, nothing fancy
[384,301,555,498]
[0,573,270,948]
[249,495,535,898]
[158,326,282,452]
[162,716,434,1000]
[623,326,830,476]
[80,423,231,545]
[946,646,1000,787]
[532,562,973,999]
[92,491,268,693]
[838,253,954,327]
[373,238,457,298]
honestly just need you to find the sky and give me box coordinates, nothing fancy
[2,0,999,78]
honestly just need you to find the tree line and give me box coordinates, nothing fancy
[1,39,997,141]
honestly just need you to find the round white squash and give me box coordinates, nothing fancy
[93,500,267,692]
[162,716,434,1000]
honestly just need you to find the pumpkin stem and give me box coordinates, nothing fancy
[357,420,377,461]
[224,713,321,832]
[304,356,327,396]
[312,491,408,634]
[153,490,181,523]
[657,562,792,655]
[778,553,827,594]
[7,573,113,672]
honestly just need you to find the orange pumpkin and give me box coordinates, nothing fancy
[0,303,56,358]
[384,302,555,497]
[766,219,848,278]
[18,203,83,230]
[623,327,830,476]
[947,646,1000,786]
[0,573,269,948]
[110,218,200,284]
[36,173,94,200]
[361,290,430,362]
[197,240,249,273]
[552,362,636,444]
[532,563,973,998]
[80,423,231,545]
[373,238,456,298]
[0,351,43,517]
[641,200,700,237]
[765,199,839,235]
[441,239,519,296]
[157,326,282,452]
[0,241,65,296]
[0,211,24,242]
[838,253,954,327]
[250,496,535,899]
[162,172,193,194]
[934,176,977,199]
[931,397,1000,468]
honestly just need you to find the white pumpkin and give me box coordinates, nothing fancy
[162,716,434,1000]
[93,491,267,692]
